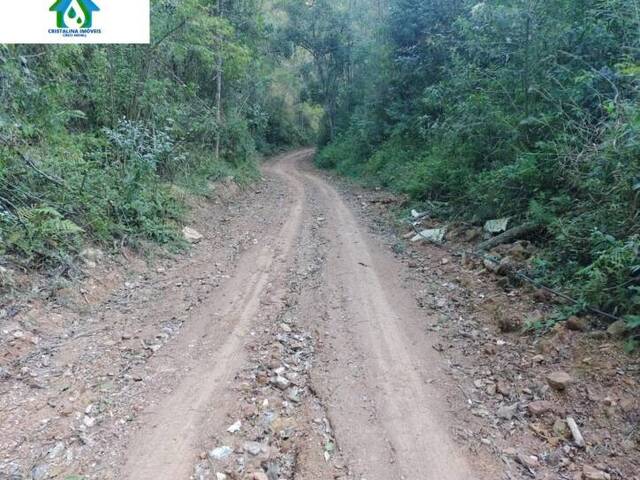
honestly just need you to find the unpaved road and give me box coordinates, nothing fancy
[122,150,484,479]
[3,149,639,480]
[0,150,499,480]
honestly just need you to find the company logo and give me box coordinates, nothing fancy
[0,0,149,44]
[49,0,101,36]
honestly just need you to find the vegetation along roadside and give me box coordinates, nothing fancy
[302,0,640,341]
[0,0,321,281]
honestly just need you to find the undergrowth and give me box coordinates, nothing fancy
[317,101,640,330]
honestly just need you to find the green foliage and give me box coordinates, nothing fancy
[576,233,640,314]
[312,0,640,317]
[4,207,82,266]
[0,0,317,271]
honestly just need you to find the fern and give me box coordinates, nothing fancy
[8,206,83,267]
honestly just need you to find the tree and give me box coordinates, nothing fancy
[280,0,352,141]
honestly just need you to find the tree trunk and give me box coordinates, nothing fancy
[476,222,540,251]
[215,0,224,161]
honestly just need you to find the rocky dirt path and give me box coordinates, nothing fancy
[120,149,490,479]
[6,149,637,480]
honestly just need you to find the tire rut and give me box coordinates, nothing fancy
[121,152,309,480]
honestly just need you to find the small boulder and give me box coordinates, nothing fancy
[531,354,545,364]
[546,371,573,391]
[226,420,241,433]
[209,446,232,461]
[582,465,611,480]
[31,464,49,480]
[270,375,290,390]
[484,217,510,233]
[182,227,204,244]
[527,400,554,416]
[497,403,518,420]
[244,441,262,456]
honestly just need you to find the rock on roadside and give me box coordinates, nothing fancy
[582,465,611,480]
[183,227,204,244]
[546,371,573,391]
[497,403,518,420]
[527,400,554,416]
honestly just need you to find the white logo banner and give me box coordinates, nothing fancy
[0,0,150,44]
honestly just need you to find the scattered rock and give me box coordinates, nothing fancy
[250,472,269,480]
[484,217,510,233]
[496,379,512,397]
[182,227,204,244]
[582,465,611,480]
[527,400,554,416]
[497,403,518,420]
[287,388,301,403]
[227,420,241,434]
[244,441,262,456]
[47,441,65,459]
[546,371,573,391]
[502,447,517,458]
[280,323,292,333]
[531,354,545,364]
[410,228,446,244]
[209,446,232,461]
[83,415,96,427]
[516,453,539,469]
[567,417,586,448]
[270,375,290,390]
[31,464,49,480]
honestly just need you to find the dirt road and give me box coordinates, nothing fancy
[0,150,498,480]
[121,149,487,479]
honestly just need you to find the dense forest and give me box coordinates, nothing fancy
[1,0,639,330]
[0,0,320,268]
[303,0,640,327]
